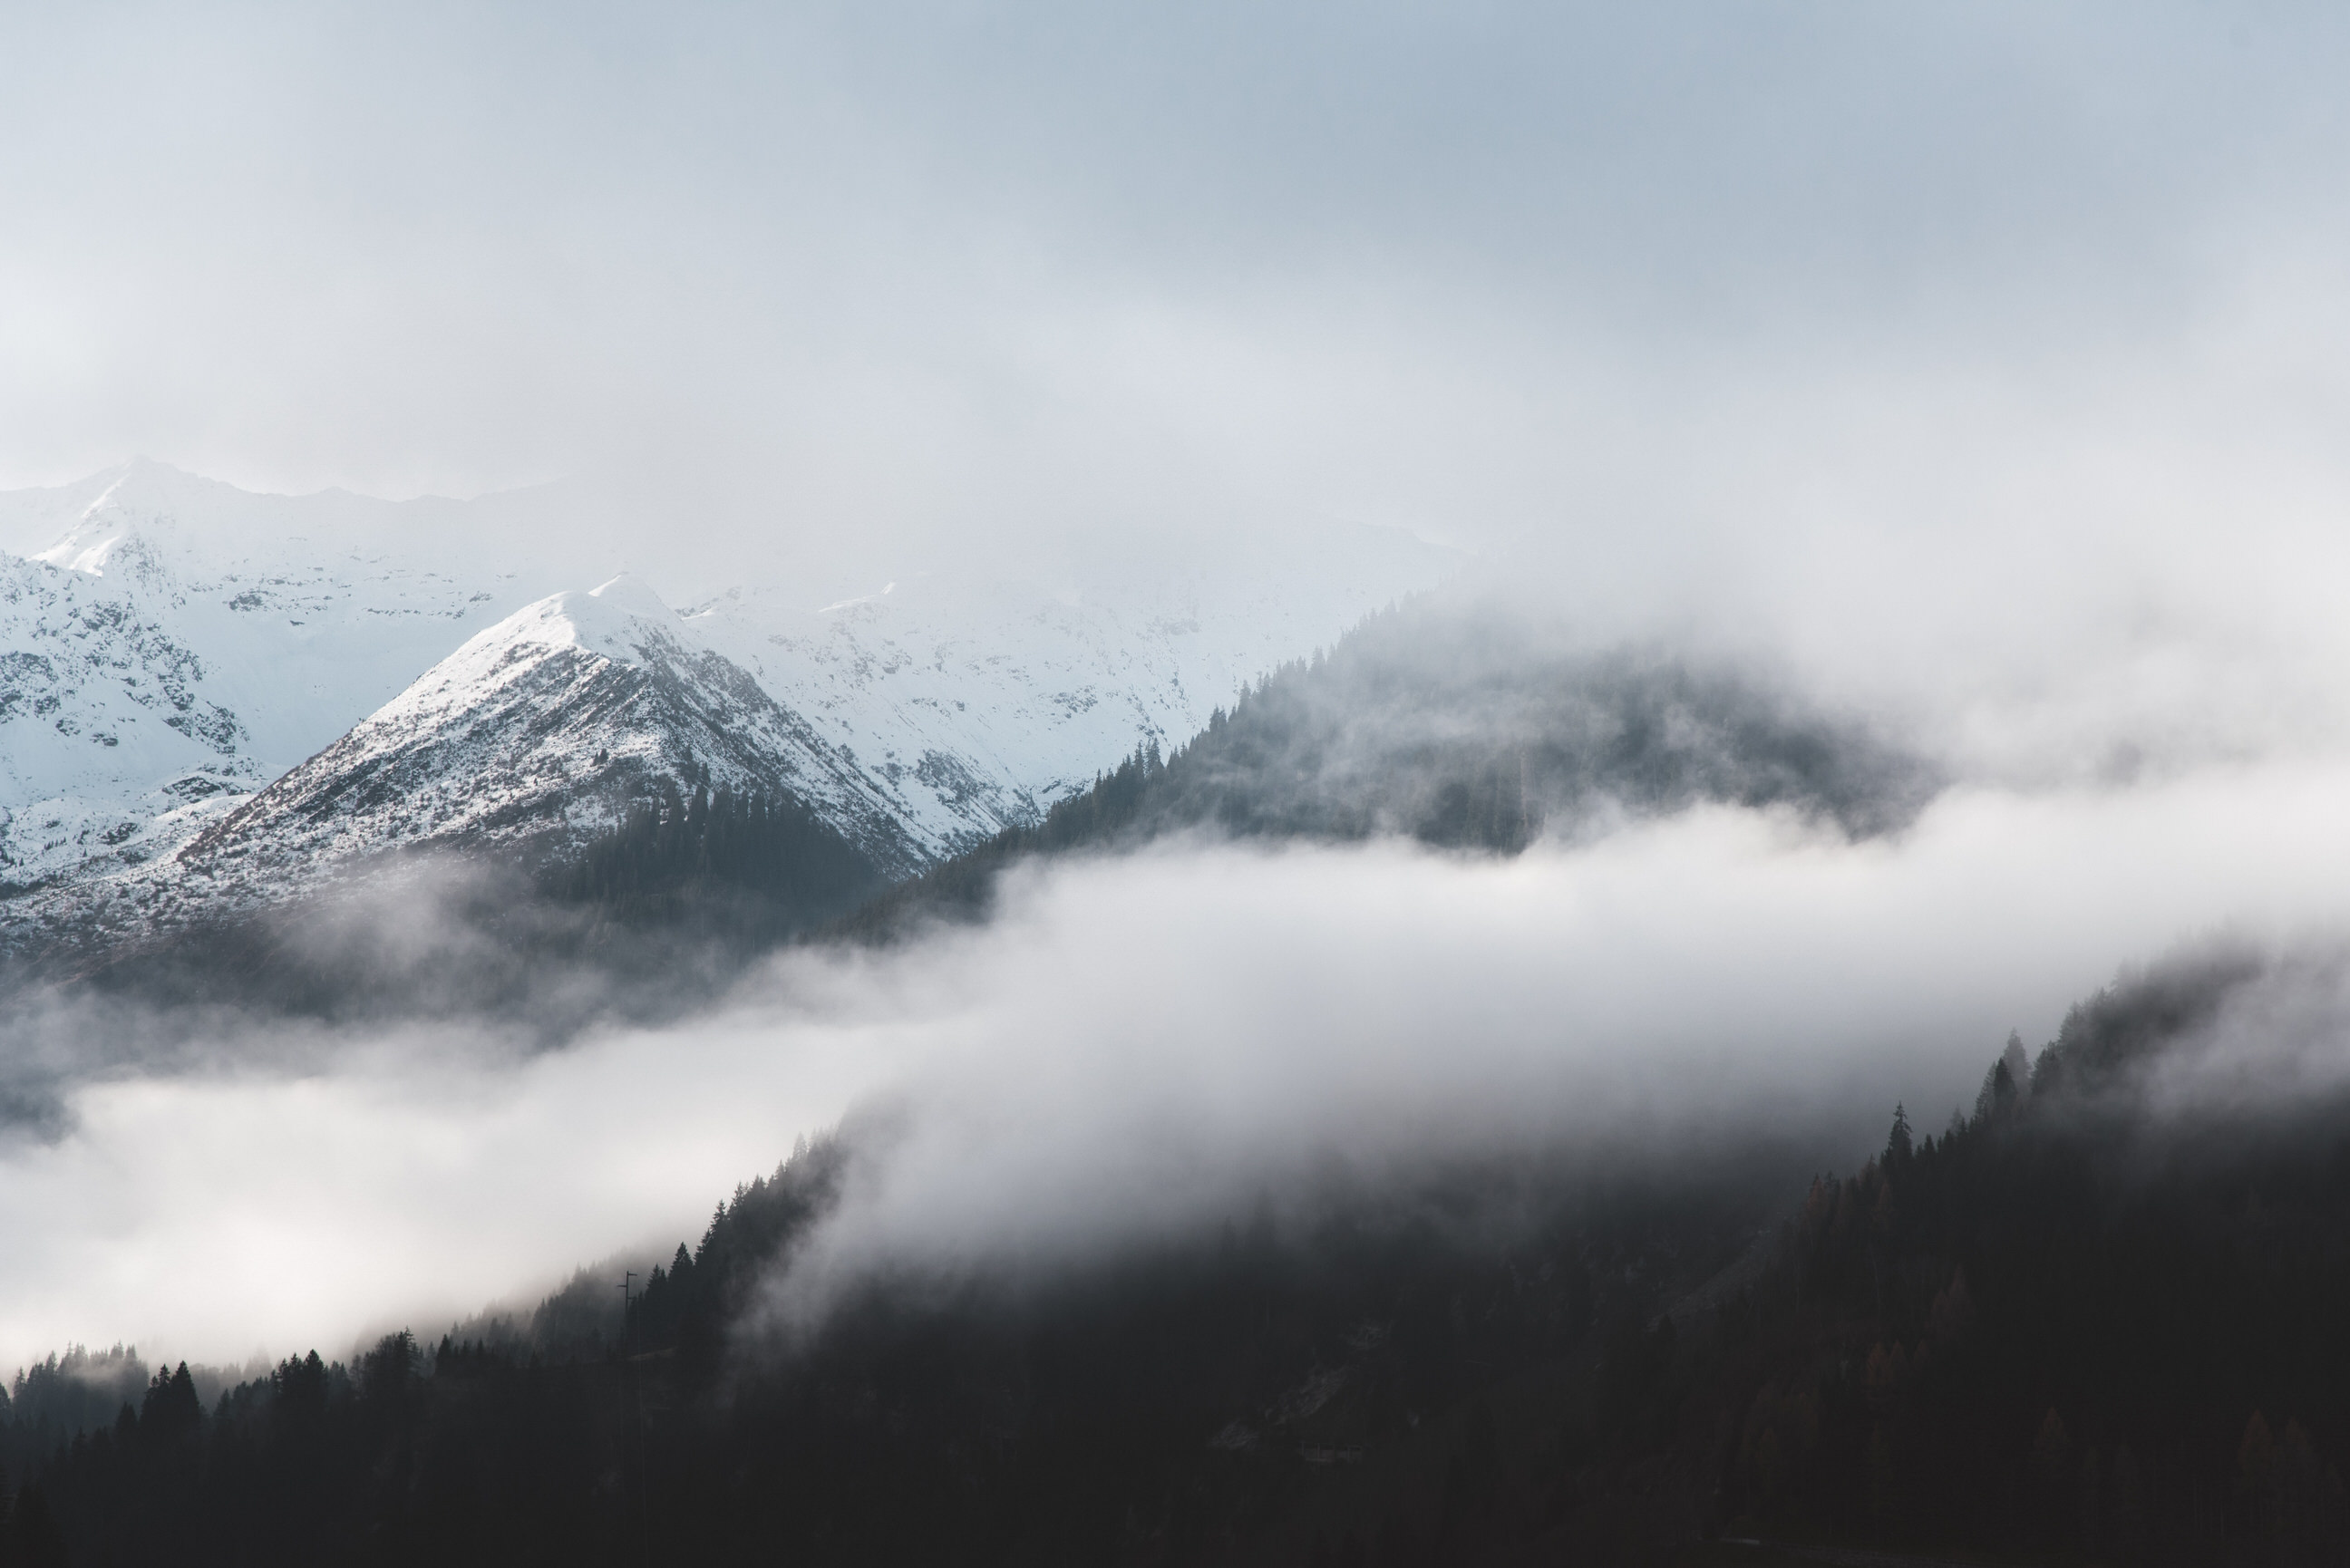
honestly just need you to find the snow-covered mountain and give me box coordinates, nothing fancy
[175,576,921,905]
[0,462,557,888]
[1,461,1454,951]
[686,533,1457,859]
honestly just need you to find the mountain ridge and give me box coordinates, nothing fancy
[1,462,1456,965]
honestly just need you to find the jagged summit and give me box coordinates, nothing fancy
[378,576,686,722]
[32,460,251,574]
[1,463,1454,953]
[0,468,567,891]
[685,523,1458,857]
[545,574,694,666]
[13,459,404,578]
[160,567,919,915]
[0,460,170,561]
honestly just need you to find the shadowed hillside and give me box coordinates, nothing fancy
[841,599,1940,939]
[12,952,2350,1563]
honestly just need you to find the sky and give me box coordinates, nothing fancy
[9,2,2350,1374]
[5,3,2350,759]
[5,4,2349,586]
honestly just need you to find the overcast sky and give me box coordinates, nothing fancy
[5,3,2349,595]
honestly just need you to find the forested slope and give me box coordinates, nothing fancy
[11,952,2349,1563]
[840,598,1940,938]
[18,764,886,1032]
[8,595,1936,1021]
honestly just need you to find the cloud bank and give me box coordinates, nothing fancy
[9,756,2350,1373]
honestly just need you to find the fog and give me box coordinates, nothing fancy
[2070,949,2350,1124]
[11,0,2350,1402]
[6,755,2350,1374]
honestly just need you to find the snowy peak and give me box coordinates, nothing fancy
[32,476,140,578]
[152,570,918,909]
[570,574,686,662]
[481,576,679,664]
[364,577,691,731]
[31,460,327,583]
[0,465,576,894]
[2,464,1459,953]
[0,469,128,562]
[683,524,1461,857]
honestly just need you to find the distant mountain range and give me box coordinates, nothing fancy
[842,599,1945,941]
[0,461,1454,962]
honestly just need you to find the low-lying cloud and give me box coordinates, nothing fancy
[10,755,2350,1374]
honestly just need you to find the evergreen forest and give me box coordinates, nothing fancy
[9,600,1935,1024]
[840,604,1937,939]
[7,952,2350,1563]
[549,765,882,938]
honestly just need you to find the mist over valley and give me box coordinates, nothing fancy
[11,4,2350,1563]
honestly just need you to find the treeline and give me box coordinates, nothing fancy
[1030,601,1937,847]
[0,1145,844,1566]
[43,766,884,1034]
[0,1136,1794,1564]
[1691,949,2350,1563]
[549,763,880,937]
[838,600,1937,938]
[5,1348,147,1457]
[20,953,2350,1563]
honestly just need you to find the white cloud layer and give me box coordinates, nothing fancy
[10,759,2350,1374]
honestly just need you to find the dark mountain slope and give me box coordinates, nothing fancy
[0,580,906,1026]
[27,778,883,1031]
[841,599,1941,937]
[9,951,2348,1564]
[3,595,1935,1030]
[2,1134,1803,1566]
